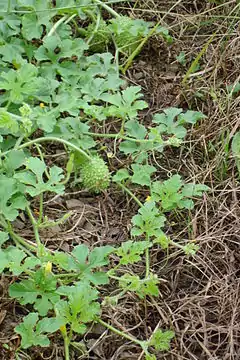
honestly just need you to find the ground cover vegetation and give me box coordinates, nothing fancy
[0,0,239,359]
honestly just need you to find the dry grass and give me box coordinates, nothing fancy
[117,1,240,359]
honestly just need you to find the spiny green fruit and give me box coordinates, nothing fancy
[109,16,152,54]
[81,156,110,193]
[86,20,111,52]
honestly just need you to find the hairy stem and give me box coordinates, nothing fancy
[93,0,120,18]
[35,144,50,179]
[0,137,92,160]
[122,19,162,74]
[84,131,163,144]
[7,0,11,13]
[64,336,70,360]
[14,136,24,150]
[97,318,146,348]
[26,206,42,256]
[86,10,101,46]
[145,248,150,278]
[117,182,143,207]
[45,15,68,38]
[6,222,36,252]
[39,211,72,229]
[60,327,70,360]
[37,193,44,225]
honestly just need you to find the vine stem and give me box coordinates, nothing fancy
[122,0,185,74]
[37,193,44,225]
[84,131,164,144]
[117,182,143,207]
[0,137,91,160]
[122,19,162,74]
[26,206,42,256]
[39,211,72,229]
[97,318,146,348]
[63,335,70,360]
[5,222,36,252]
[116,184,152,279]
[145,235,150,278]
[45,15,68,38]
[59,325,70,360]
[93,0,120,18]
[7,0,11,13]
[86,10,101,46]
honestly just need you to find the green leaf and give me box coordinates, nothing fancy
[56,0,93,18]
[0,231,9,246]
[15,313,50,349]
[151,175,209,211]
[18,0,55,29]
[141,274,160,297]
[112,168,130,182]
[35,37,88,63]
[116,240,151,265]
[182,183,209,197]
[151,175,183,210]
[3,246,26,275]
[183,243,199,256]
[178,110,206,125]
[149,329,175,351]
[232,132,240,175]
[101,86,147,120]
[0,109,19,135]
[56,282,101,330]
[145,354,157,360]
[0,12,21,38]
[131,201,166,238]
[119,140,141,155]
[119,274,141,292]
[0,175,27,221]
[153,108,186,138]
[54,244,113,285]
[15,312,60,349]
[119,273,159,298]
[131,164,156,186]
[0,63,53,104]
[33,108,58,133]
[153,108,205,139]
[153,233,170,250]
[0,41,24,63]
[125,119,147,139]
[49,117,96,150]
[9,270,59,316]
[0,63,36,103]
[14,157,65,197]
[71,244,89,271]
[176,51,186,65]
[36,317,63,333]
[88,245,114,268]
[3,150,26,175]
[0,250,10,272]
[22,13,43,40]
[227,82,240,95]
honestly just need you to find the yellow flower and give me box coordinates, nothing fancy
[60,325,67,335]
[107,152,114,158]
[45,261,52,274]
[146,195,151,202]
[34,208,39,216]
[39,102,45,108]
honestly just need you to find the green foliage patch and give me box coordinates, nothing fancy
[0,1,209,359]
